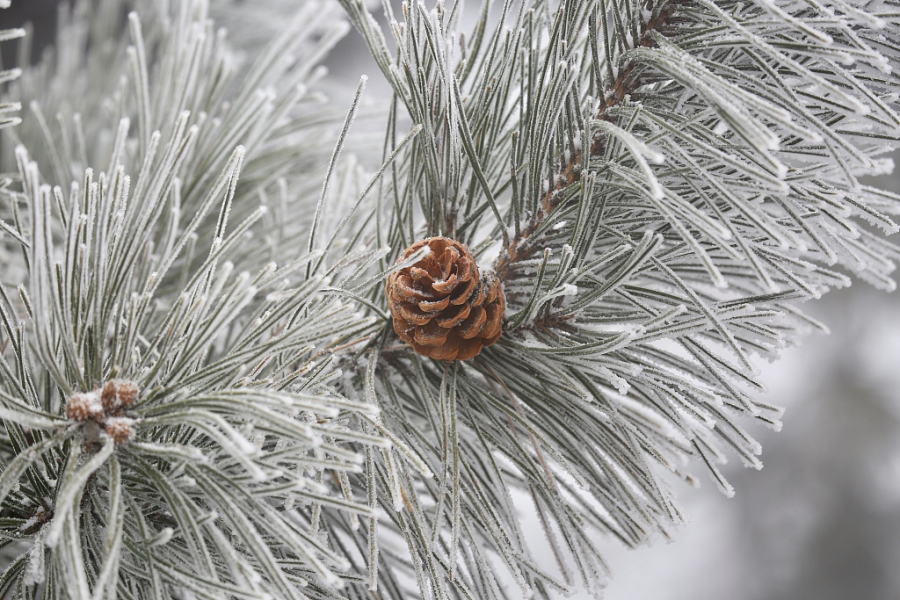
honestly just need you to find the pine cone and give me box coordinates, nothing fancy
[101,379,139,415]
[386,237,505,361]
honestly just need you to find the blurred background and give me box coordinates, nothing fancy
[2,2,899,599]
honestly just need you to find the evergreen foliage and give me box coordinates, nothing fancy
[0,0,22,131]
[0,0,898,598]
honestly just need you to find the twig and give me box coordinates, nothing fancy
[496,1,682,280]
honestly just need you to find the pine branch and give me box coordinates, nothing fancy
[0,2,389,597]
[496,0,683,278]
[330,0,900,597]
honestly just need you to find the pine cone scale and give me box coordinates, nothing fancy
[450,277,478,304]
[432,276,459,294]
[387,237,505,361]
[409,267,434,283]
[419,297,451,312]
[396,302,431,325]
[430,337,460,361]
[394,275,433,300]
[482,303,503,341]
[392,318,415,337]
[458,305,487,339]
[435,303,471,328]
[414,321,449,346]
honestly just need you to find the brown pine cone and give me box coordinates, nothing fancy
[386,237,505,361]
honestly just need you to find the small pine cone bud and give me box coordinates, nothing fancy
[100,380,138,415]
[65,393,102,422]
[65,394,92,422]
[104,418,134,446]
[100,381,119,414]
[117,381,138,408]
[386,237,505,361]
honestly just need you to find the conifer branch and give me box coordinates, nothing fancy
[496,0,683,279]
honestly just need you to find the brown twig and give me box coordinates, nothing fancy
[495,2,681,281]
